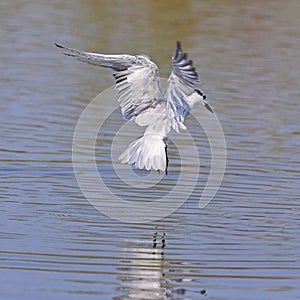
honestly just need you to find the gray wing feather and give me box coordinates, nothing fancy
[172,41,200,87]
[55,43,164,122]
[55,42,136,70]
[113,61,164,121]
[166,41,200,132]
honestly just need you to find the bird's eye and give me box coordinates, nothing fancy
[195,89,206,99]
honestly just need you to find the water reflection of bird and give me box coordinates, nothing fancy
[115,233,208,299]
[55,41,213,173]
[116,232,167,300]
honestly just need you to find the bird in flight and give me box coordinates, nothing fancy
[55,41,213,174]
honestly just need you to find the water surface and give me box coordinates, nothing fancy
[1,1,300,299]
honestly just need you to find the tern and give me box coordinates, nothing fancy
[55,41,213,174]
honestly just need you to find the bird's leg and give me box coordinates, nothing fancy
[165,145,169,175]
[162,233,166,249]
[153,232,158,248]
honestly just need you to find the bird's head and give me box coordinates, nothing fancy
[192,89,214,113]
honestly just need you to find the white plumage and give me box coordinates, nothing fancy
[55,41,213,173]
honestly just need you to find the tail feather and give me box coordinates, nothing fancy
[119,135,167,172]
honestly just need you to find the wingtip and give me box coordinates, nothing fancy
[174,41,182,60]
[54,42,77,57]
[54,42,63,49]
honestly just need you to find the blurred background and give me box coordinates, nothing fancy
[1,1,300,299]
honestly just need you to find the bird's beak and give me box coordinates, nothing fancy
[203,101,214,113]
[195,88,214,113]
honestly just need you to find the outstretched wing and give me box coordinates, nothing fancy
[55,43,164,122]
[166,41,211,132]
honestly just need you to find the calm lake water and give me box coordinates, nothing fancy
[1,1,300,299]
